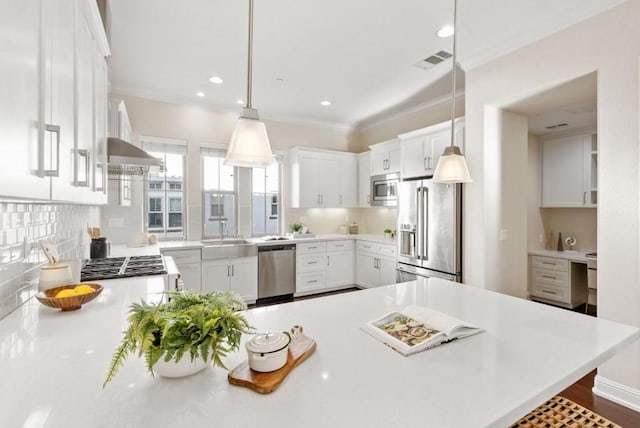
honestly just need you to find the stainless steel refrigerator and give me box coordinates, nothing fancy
[396,178,462,282]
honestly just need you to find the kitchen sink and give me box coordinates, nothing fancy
[201,240,257,260]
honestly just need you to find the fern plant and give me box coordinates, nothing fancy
[104,291,251,387]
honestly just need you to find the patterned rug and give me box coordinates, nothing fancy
[512,396,621,428]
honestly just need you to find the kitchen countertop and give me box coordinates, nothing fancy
[1,277,637,427]
[528,249,590,263]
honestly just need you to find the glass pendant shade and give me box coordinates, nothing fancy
[224,114,274,168]
[432,145,472,183]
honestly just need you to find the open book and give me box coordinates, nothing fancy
[362,306,483,356]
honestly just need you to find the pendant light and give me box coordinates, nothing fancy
[432,0,472,183]
[224,0,274,168]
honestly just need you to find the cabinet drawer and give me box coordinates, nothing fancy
[379,244,396,258]
[532,268,568,288]
[161,249,202,264]
[357,241,378,255]
[531,256,568,272]
[296,271,326,292]
[297,253,326,272]
[327,240,353,252]
[532,281,570,304]
[296,241,327,254]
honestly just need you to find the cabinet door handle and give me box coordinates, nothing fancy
[541,261,555,265]
[339,194,342,205]
[541,275,557,280]
[308,279,318,284]
[308,261,318,265]
[231,264,234,276]
[76,149,90,187]
[367,195,370,204]
[327,256,330,266]
[227,265,230,277]
[374,258,379,269]
[541,288,558,295]
[43,124,61,177]
[583,191,587,204]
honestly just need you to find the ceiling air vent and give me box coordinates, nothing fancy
[413,50,453,70]
[545,123,569,130]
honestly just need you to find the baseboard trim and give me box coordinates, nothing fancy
[593,374,640,412]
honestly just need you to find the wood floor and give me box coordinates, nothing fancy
[561,370,640,427]
[255,288,640,425]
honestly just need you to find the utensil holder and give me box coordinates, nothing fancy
[90,238,109,259]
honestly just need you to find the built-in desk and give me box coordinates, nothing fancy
[528,250,589,308]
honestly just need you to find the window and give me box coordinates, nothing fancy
[252,162,281,236]
[142,139,186,239]
[148,197,162,228]
[202,148,236,239]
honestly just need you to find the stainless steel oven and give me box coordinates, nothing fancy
[371,173,399,206]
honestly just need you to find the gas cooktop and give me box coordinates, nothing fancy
[81,255,167,281]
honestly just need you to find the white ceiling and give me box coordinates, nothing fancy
[108,0,624,128]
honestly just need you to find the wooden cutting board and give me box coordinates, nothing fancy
[228,325,317,394]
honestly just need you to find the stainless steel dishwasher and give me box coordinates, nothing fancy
[258,244,296,301]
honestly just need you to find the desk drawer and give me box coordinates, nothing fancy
[532,268,568,288]
[531,256,568,272]
[532,281,570,304]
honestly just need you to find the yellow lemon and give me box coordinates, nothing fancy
[55,289,77,298]
[74,284,95,295]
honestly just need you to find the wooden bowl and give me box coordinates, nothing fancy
[36,283,103,311]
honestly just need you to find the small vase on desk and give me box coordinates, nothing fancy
[557,233,564,252]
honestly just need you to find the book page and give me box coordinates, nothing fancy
[364,312,447,355]
[401,306,481,340]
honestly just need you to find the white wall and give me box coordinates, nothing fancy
[464,0,640,405]
[527,135,545,251]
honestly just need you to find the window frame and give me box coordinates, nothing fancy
[251,160,282,237]
[201,151,239,239]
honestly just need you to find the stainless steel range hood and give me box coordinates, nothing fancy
[107,137,162,176]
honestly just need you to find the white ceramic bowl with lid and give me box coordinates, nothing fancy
[245,331,291,372]
[39,262,73,291]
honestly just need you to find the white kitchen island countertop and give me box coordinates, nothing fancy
[1,277,637,428]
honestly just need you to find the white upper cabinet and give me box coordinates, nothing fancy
[108,98,133,142]
[289,148,357,208]
[370,139,401,176]
[541,133,597,208]
[358,152,371,207]
[0,0,109,203]
[0,0,50,200]
[399,119,464,180]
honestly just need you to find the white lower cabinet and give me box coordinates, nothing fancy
[355,240,397,288]
[295,240,354,295]
[202,257,258,303]
[529,254,587,309]
[160,249,202,292]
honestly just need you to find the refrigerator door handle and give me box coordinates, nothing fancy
[416,188,423,260]
[420,187,429,261]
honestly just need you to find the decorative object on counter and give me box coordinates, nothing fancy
[564,236,577,251]
[228,325,317,394]
[348,222,359,234]
[285,232,316,239]
[224,0,274,168]
[148,233,158,244]
[38,263,73,291]
[290,223,303,233]
[87,226,101,239]
[103,291,251,386]
[245,331,292,372]
[384,229,393,239]
[36,283,103,311]
[339,224,348,234]
[90,237,110,259]
[557,232,564,252]
[431,0,472,184]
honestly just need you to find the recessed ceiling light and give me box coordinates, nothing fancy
[196,91,205,97]
[236,99,244,105]
[436,25,454,38]
[209,76,224,84]
[320,100,332,106]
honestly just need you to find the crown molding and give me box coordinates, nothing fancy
[110,85,354,132]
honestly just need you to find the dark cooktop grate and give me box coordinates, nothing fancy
[81,255,167,281]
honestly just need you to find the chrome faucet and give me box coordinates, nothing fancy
[219,220,227,239]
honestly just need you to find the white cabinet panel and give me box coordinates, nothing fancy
[297,253,326,273]
[370,140,401,176]
[296,271,326,293]
[355,241,397,288]
[541,134,596,208]
[202,260,230,293]
[379,257,397,287]
[338,156,358,207]
[0,0,49,200]
[355,253,378,288]
[358,152,371,207]
[327,250,354,288]
[317,155,340,206]
[178,263,203,292]
[229,257,258,302]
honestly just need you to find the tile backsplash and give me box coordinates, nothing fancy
[0,202,100,319]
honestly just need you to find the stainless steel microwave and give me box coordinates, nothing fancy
[370,173,399,206]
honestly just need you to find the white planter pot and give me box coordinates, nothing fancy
[152,355,209,378]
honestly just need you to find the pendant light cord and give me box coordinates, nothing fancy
[449,0,458,149]
[246,0,254,109]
